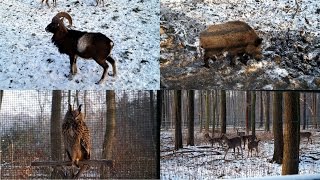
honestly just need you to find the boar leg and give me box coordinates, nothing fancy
[203,52,212,68]
[227,54,236,66]
[239,54,249,65]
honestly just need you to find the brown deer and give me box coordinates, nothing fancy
[247,140,261,157]
[236,128,245,136]
[300,132,312,144]
[241,134,257,149]
[204,133,223,147]
[221,134,243,159]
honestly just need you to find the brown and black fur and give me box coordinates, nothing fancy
[221,134,243,159]
[45,12,116,84]
[204,133,223,147]
[62,104,91,179]
[200,21,263,68]
[247,139,261,157]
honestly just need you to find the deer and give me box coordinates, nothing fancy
[300,132,312,144]
[204,133,223,147]
[241,134,257,149]
[247,139,261,157]
[221,134,243,159]
[236,128,245,136]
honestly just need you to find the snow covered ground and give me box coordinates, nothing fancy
[161,130,320,179]
[0,0,159,89]
[160,0,320,89]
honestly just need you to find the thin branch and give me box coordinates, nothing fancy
[31,159,114,167]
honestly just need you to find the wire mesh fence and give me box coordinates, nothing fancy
[0,90,158,179]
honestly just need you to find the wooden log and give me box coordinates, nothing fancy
[31,159,114,167]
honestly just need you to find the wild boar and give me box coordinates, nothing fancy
[199,21,263,68]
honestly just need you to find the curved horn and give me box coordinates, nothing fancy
[53,12,73,28]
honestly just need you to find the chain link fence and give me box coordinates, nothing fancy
[0,90,158,179]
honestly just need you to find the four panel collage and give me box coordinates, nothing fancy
[0,0,319,179]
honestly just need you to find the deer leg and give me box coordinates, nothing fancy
[233,147,237,159]
[223,148,229,160]
[203,54,211,68]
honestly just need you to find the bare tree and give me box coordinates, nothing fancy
[101,91,116,178]
[246,91,251,134]
[264,91,270,132]
[50,90,63,178]
[312,93,317,128]
[75,90,80,107]
[302,93,307,130]
[259,91,263,128]
[156,91,162,179]
[220,90,226,134]
[251,91,256,138]
[271,92,283,164]
[0,90,3,111]
[282,92,300,175]
[212,90,217,136]
[205,91,210,132]
[187,90,195,146]
[68,90,71,105]
[175,90,183,150]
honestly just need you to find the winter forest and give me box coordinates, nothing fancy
[160,91,320,179]
[0,90,159,179]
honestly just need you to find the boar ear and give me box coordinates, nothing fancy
[78,104,82,112]
[68,104,72,111]
[255,38,263,46]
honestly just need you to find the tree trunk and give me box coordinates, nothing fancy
[75,90,80,107]
[101,91,116,178]
[175,90,183,150]
[50,90,63,178]
[246,91,251,134]
[199,91,203,133]
[303,93,306,130]
[312,93,317,128]
[282,92,300,175]
[272,92,283,164]
[68,90,71,105]
[251,92,256,137]
[212,90,217,136]
[259,91,263,128]
[0,90,3,111]
[187,90,195,146]
[156,90,162,179]
[264,91,270,132]
[220,90,226,134]
[205,91,210,132]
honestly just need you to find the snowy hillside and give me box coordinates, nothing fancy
[160,0,320,89]
[161,130,320,179]
[0,0,159,89]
